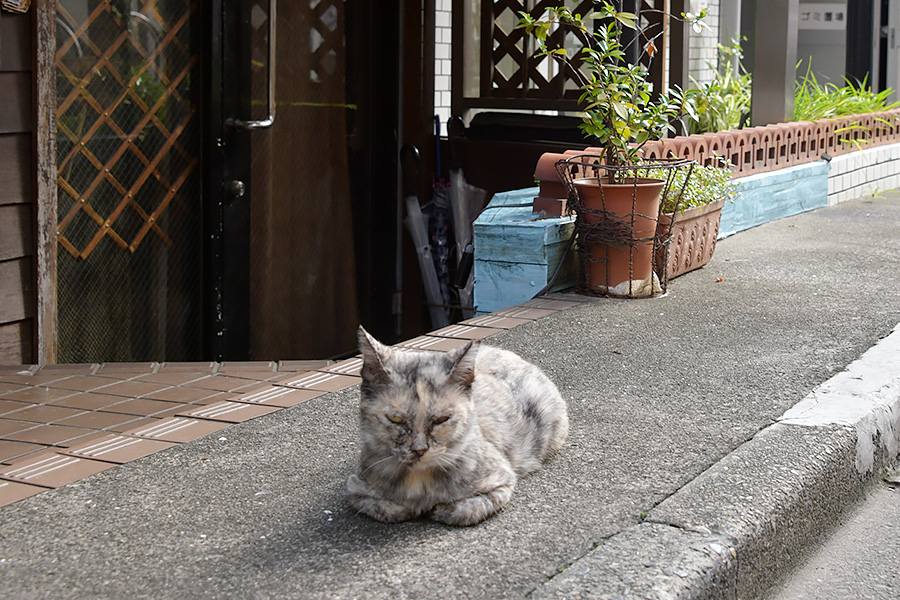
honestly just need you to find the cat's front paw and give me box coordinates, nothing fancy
[430,498,495,527]
[347,474,415,523]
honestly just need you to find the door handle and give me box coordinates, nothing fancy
[231,0,276,130]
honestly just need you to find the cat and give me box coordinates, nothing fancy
[346,326,568,526]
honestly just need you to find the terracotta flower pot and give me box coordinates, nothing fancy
[656,199,725,280]
[572,176,665,297]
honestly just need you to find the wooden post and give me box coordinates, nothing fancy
[34,0,58,364]
[668,0,690,91]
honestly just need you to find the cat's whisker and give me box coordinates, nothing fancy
[359,454,397,477]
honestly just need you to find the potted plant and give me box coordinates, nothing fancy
[655,158,739,279]
[519,3,707,297]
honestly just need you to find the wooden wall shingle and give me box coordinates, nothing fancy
[0,10,37,365]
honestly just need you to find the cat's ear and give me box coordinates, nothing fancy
[358,326,391,384]
[447,340,479,388]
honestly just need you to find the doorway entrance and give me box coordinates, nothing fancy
[52,0,408,363]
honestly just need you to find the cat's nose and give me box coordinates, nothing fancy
[412,447,427,457]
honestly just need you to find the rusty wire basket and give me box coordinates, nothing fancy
[555,154,696,298]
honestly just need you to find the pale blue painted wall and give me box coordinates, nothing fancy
[720,161,830,238]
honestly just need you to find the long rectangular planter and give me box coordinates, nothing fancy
[656,199,725,280]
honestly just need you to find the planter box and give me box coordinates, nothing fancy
[656,199,725,279]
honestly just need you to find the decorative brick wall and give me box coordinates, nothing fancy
[637,110,900,178]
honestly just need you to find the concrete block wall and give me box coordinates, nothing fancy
[435,0,453,134]
[828,143,900,205]
[688,0,721,87]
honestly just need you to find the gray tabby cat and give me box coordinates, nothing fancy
[347,326,568,526]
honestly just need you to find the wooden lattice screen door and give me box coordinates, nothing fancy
[55,0,206,363]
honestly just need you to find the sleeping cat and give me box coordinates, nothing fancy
[347,326,568,526]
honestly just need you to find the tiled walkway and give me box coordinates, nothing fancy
[0,297,587,508]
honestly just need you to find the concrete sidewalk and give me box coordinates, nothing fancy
[1,195,899,599]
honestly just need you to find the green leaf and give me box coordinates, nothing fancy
[614,11,637,29]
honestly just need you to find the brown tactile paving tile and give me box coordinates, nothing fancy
[63,434,176,464]
[176,401,281,423]
[1,447,49,466]
[47,392,139,411]
[493,306,557,320]
[1,386,77,404]
[428,324,504,340]
[0,420,38,437]
[106,417,160,433]
[0,480,45,507]
[0,440,47,463]
[278,359,332,371]
[133,371,211,386]
[182,375,261,393]
[217,361,277,373]
[38,363,99,373]
[2,424,97,447]
[0,375,38,387]
[0,399,31,416]
[149,405,197,419]
[323,357,363,376]
[0,452,115,488]
[461,314,532,330]
[56,411,147,431]
[221,371,286,382]
[95,362,159,376]
[86,380,172,398]
[158,361,218,371]
[231,384,323,407]
[0,365,35,375]
[274,371,360,392]
[396,335,472,352]
[123,417,229,443]
[186,392,234,405]
[5,404,87,424]
[0,381,24,394]
[100,398,185,417]
[0,371,83,387]
[142,385,218,403]
[42,375,118,393]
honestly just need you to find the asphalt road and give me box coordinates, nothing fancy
[764,482,900,600]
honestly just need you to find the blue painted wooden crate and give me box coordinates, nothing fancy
[473,188,577,314]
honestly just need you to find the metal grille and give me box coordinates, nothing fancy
[55,0,202,363]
